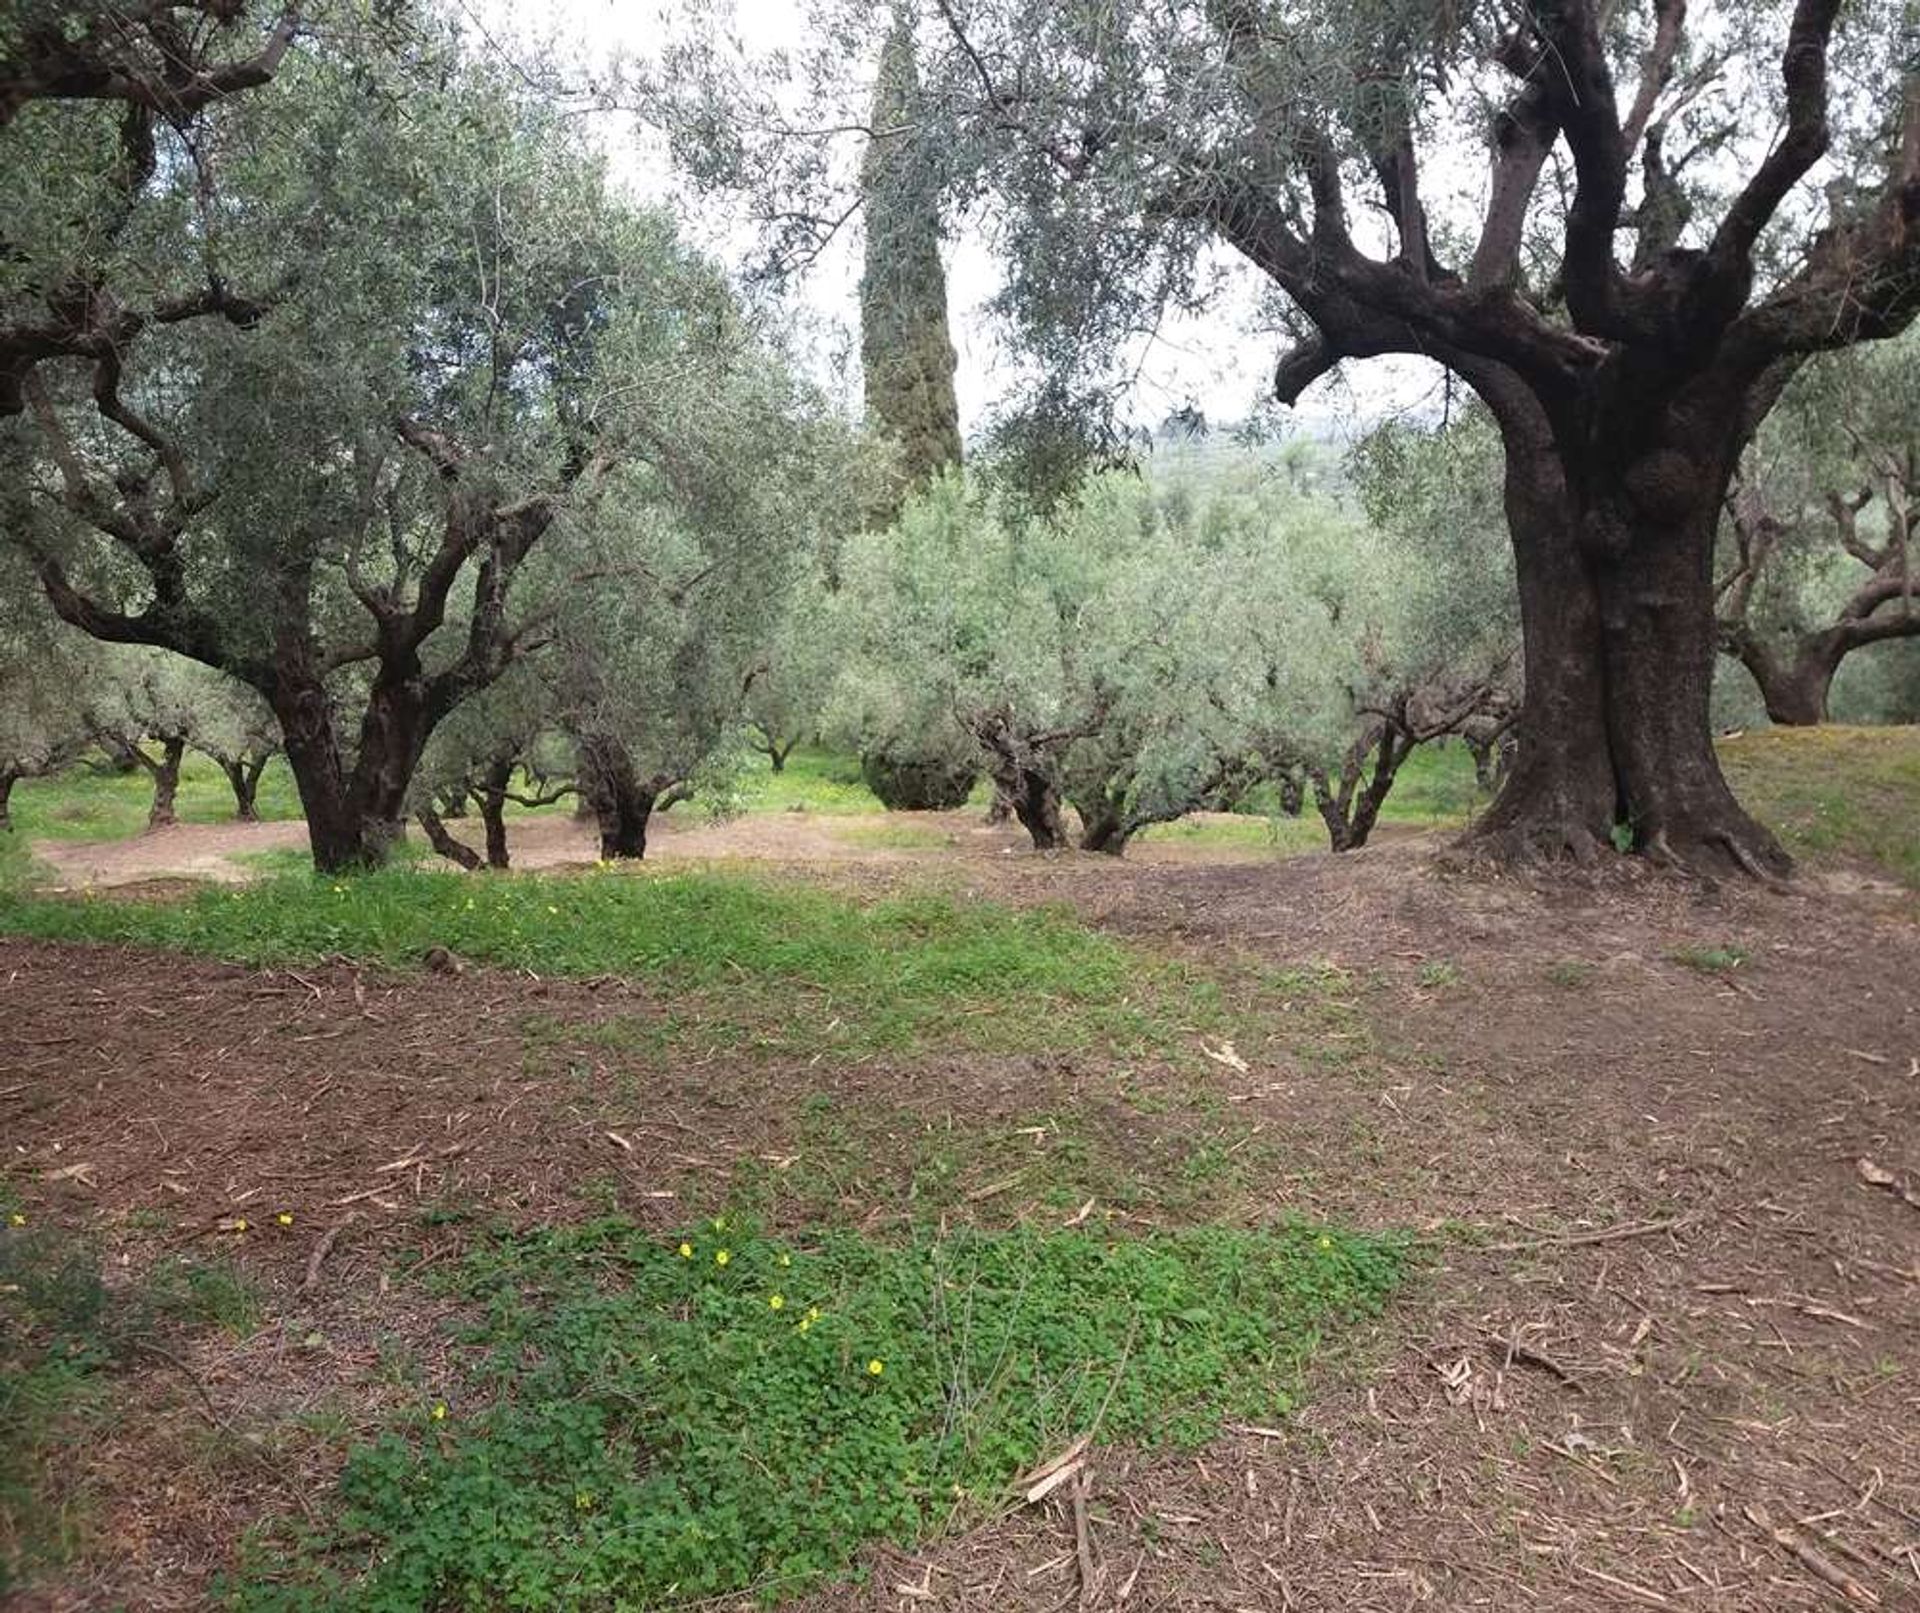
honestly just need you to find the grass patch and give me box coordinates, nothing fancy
[1668,943,1750,975]
[8,754,305,842]
[830,821,957,852]
[1720,725,1920,888]
[1135,815,1326,854]
[0,866,1222,1056]
[221,1215,1404,1611]
[727,747,888,816]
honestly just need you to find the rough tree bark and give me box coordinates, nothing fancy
[416,805,482,870]
[0,769,15,831]
[29,392,599,873]
[130,734,187,830]
[576,735,670,861]
[966,706,1072,850]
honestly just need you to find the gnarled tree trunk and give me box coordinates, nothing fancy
[214,754,269,822]
[141,735,187,831]
[475,759,514,870]
[1462,393,1789,879]
[577,735,663,860]
[417,806,482,870]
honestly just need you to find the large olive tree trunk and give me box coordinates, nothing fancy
[1469,418,1790,878]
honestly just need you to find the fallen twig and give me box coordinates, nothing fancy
[1072,1467,1097,1605]
[1489,1215,1694,1253]
[301,1212,360,1292]
[1745,1503,1880,1605]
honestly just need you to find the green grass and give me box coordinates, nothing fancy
[7,753,304,842]
[728,747,888,815]
[1135,814,1328,853]
[1720,725,1920,887]
[1668,943,1750,974]
[830,821,957,851]
[0,866,1227,1056]
[220,1215,1404,1612]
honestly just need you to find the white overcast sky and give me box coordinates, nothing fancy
[463,0,1442,438]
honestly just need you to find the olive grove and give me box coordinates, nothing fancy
[658,0,1920,876]
[1,7,848,871]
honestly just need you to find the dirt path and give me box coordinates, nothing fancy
[26,807,1294,890]
[3,850,1917,1610]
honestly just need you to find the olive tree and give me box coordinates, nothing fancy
[743,567,842,774]
[407,335,854,866]
[1717,330,1920,724]
[659,0,1920,877]
[835,456,1356,853]
[0,561,89,830]
[4,24,788,871]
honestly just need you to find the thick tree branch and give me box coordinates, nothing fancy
[1708,0,1843,283]
[0,3,300,131]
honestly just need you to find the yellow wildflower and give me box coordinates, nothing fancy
[776,1252,792,1269]
[867,1359,885,1377]
[678,1242,694,1259]
[276,1212,294,1227]
[7,1213,25,1227]
[232,1218,248,1232]
[1316,1235,1333,1251]
[768,1294,784,1311]
[714,1248,730,1267]
[546,904,559,916]
[431,1402,448,1422]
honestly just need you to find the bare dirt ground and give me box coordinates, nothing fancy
[3,843,1917,1612]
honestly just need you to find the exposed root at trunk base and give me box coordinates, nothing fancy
[1447,813,1795,889]
[1638,823,1794,888]
[1446,815,1615,876]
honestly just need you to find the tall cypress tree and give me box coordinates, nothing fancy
[859,11,961,522]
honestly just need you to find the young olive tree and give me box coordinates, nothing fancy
[1717,330,1920,724]
[1196,424,1518,853]
[408,335,854,867]
[835,460,1297,853]
[4,24,775,872]
[661,0,1920,877]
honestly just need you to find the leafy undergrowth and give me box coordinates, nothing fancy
[0,867,1234,1055]
[1720,724,1920,887]
[222,1217,1404,1611]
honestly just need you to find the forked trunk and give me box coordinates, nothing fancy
[579,735,658,860]
[1002,766,1066,851]
[218,756,264,822]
